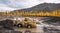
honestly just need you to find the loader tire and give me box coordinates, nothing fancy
[18,23,23,28]
[25,24,32,28]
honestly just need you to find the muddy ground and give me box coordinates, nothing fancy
[0,17,60,33]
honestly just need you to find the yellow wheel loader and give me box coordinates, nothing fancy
[14,18,36,28]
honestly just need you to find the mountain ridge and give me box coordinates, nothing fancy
[13,3,60,12]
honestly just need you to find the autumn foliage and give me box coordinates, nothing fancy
[0,10,60,17]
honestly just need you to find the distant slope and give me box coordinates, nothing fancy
[14,3,60,12]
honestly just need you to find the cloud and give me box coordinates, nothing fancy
[0,7,15,12]
[48,0,59,3]
[5,0,60,8]
[0,4,15,12]
[0,0,60,12]
[0,0,60,8]
[0,3,7,7]
[38,0,60,3]
[6,0,40,8]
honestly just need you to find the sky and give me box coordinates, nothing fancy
[0,0,60,12]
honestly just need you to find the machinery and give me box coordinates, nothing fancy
[14,10,36,28]
[14,18,36,28]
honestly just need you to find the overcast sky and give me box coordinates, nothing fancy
[0,0,60,12]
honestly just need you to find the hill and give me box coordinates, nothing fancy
[14,3,60,12]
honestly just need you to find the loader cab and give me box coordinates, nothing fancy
[24,18,31,21]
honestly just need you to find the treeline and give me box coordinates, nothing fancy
[0,10,60,17]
